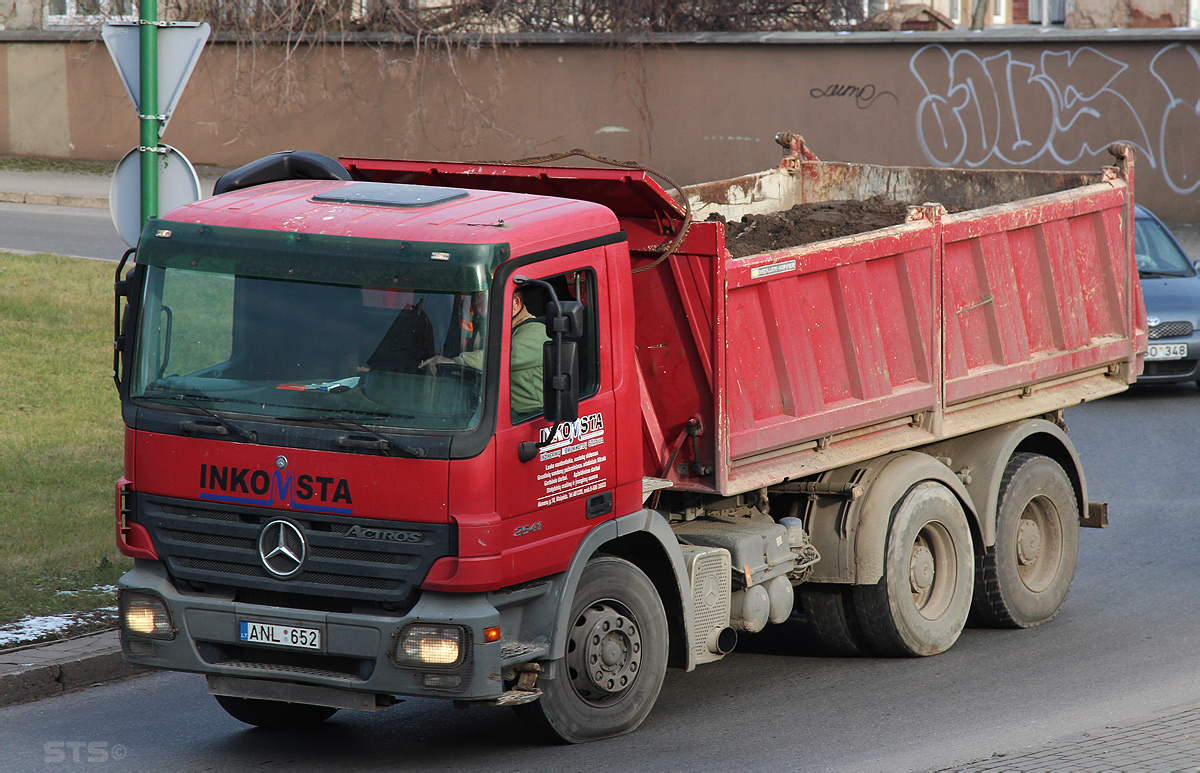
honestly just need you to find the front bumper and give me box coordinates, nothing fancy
[1137,333,1200,385]
[119,561,504,703]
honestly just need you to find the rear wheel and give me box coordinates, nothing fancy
[853,482,974,656]
[514,556,668,743]
[213,695,338,729]
[799,584,873,656]
[971,453,1079,628]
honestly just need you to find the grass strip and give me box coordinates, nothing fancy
[0,252,129,628]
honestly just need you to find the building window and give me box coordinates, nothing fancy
[46,0,135,27]
[1028,0,1066,23]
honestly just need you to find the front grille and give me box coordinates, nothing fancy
[1143,359,1198,378]
[1149,321,1193,340]
[176,557,403,591]
[136,494,453,605]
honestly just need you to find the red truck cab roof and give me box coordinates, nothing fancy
[160,178,623,260]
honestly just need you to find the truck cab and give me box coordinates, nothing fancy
[114,161,665,738]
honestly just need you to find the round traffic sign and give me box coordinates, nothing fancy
[109,144,202,249]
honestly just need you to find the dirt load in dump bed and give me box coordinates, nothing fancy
[713,195,910,258]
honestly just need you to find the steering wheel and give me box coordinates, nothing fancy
[427,361,479,383]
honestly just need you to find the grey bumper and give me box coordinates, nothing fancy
[118,561,504,702]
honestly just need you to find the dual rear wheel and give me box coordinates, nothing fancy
[800,453,1080,657]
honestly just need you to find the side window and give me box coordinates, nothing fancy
[510,268,600,423]
[160,270,234,377]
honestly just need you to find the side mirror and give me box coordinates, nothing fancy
[545,300,585,340]
[543,339,580,424]
[113,250,141,395]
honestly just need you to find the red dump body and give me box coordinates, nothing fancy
[344,141,1144,499]
[643,141,1145,496]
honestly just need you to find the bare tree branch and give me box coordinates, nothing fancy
[164,0,866,36]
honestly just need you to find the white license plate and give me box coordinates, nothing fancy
[1147,343,1189,361]
[239,621,321,650]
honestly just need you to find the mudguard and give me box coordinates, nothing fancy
[541,509,696,671]
[805,450,978,585]
[919,418,1085,548]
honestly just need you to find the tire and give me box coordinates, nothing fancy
[799,584,874,656]
[213,694,338,729]
[853,481,974,657]
[971,453,1080,628]
[513,556,669,743]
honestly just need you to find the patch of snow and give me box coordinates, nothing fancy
[54,584,118,597]
[0,607,118,648]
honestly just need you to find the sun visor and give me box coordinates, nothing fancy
[135,219,507,292]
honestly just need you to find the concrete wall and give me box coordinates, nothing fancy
[2,29,1199,220]
[3,0,39,30]
[1069,0,1188,27]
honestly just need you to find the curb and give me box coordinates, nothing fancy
[0,190,108,209]
[0,631,144,708]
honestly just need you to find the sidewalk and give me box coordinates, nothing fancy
[946,704,1200,771]
[0,162,222,210]
[0,631,143,706]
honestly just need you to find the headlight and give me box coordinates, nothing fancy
[393,624,465,667]
[120,591,175,639]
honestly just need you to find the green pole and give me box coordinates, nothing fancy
[139,0,159,226]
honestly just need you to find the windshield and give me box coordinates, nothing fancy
[1135,216,1194,277]
[131,266,489,431]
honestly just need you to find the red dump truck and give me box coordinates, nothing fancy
[113,134,1143,742]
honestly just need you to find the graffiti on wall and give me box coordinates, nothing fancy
[911,43,1200,195]
[809,83,898,110]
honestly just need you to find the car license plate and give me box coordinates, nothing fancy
[239,621,321,650]
[1147,343,1188,361]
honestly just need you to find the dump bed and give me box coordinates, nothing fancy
[635,137,1145,496]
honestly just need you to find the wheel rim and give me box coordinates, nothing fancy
[908,520,958,620]
[566,600,642,707]
[1015,494,1064,593]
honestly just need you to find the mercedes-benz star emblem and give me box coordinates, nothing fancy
[276,455,288,470]
[258,519,306,578]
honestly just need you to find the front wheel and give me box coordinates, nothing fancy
[213,695,338,729]
[513,555,668,743]
[853,482,975,657]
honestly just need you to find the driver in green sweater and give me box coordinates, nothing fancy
[419,287,549,416]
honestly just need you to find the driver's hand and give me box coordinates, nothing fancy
[418,355,454,375]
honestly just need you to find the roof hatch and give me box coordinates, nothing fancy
[312,182,469,208]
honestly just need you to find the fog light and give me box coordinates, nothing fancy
[394,624,464,667]
[422,673,462,688]
[120,592,174,639]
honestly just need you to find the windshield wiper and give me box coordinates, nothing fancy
[1139,269,1189,278]
[277,414,427,458]
[162,394,259,443]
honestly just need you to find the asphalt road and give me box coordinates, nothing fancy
[1,385,1199,770]
[0,202,129,262]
